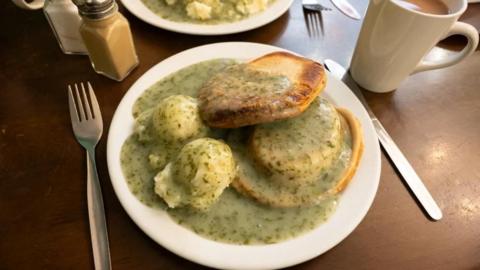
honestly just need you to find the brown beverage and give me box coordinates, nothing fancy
[392,0,449,15]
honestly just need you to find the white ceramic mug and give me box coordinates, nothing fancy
[11,0,45,10]
[350,0,479,93]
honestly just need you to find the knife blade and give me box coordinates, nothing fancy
[324,59,443,221]
[329,0,361,20]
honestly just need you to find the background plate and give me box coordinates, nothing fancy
[107,42,381,270]
[120,0,294,35]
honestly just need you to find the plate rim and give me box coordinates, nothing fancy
[119,0,294,35]
[106,42,381,270]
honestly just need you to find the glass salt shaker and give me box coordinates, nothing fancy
[43,0,88,55]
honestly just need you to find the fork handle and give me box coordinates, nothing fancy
[86,149,112,270]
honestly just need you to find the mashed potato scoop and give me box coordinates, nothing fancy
[152,95,209,142]
[154,138,236,210]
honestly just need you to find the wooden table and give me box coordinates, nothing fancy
[1,1,479,269]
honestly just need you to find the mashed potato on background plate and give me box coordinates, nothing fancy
[182,0,270,20]
[142,0,272,22]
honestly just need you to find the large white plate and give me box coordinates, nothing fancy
[120,0,293,35]
[107,42,381,270]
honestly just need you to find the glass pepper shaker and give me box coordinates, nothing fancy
[73,0,139,81]
[43,0,88,54]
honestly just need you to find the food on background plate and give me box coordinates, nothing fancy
[141,0,274,23]
[120,52,364,244]
[198,52,326,128]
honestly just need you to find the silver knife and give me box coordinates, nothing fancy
[324,59,443,221]
[329,0,361,20]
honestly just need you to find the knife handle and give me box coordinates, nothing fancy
[372,119,443,220]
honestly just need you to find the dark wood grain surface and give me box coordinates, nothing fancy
[1,1,480,269]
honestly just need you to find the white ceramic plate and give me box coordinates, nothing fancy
[107,42,381,270]
[120,0,293,35]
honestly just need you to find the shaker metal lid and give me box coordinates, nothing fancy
[73,0,118,19]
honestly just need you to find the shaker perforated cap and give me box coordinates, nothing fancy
[73,0,118,19]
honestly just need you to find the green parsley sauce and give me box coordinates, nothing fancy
[120,59,345,245]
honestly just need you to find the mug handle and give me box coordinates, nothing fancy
[414,22,479,74]
[11,0,45,10]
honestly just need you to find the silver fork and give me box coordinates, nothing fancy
[68,82,112,270]
[302,0,330,37]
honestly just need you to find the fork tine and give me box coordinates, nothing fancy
[304,11,314,38]
[307,13,313,37]
[314,12,324,36]
[68,85,80,123]
[306,14,313,37]
[309,13,318,37]
[74,83,86,122]
[87,82,102,123]
[81,82,92,120]
[303,9,311,37]
[312,14,319,37]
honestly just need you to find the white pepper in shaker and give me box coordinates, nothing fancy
[43,0,88,54]
[73,0,139,81]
